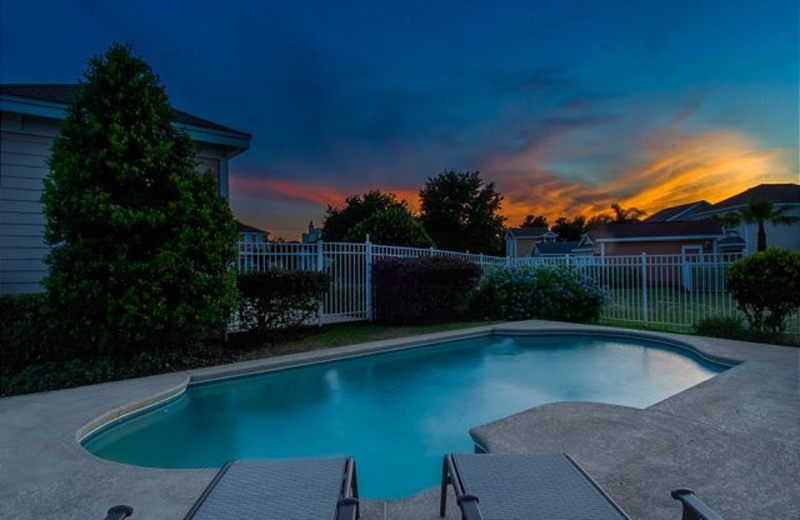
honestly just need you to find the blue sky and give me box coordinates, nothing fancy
[2,0,797,237]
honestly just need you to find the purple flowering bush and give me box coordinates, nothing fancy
[472,265,605,323]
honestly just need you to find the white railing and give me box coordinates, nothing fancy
[238,242,799,336]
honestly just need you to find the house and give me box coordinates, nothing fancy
[686,183,800,254]
[238,221,270,245]
[574,220,741,257]
[1,83,251,295]
[505,227,559,257]
[302,221,323,244]
[532,241,581,257]
[645,200,711,222]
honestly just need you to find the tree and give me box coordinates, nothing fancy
[610,202,647,223]
[728,249,800,332]
[586,213,612,229]
[343,206,434,248]
[520,214,549,228]
[419,170,506,255]
[42,43,239,355]
[551,216,587,241]
[719,199,799,252]
[322,190,406,241]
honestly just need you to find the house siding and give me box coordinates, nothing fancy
[601,239,714,256]
[0,111,230,295]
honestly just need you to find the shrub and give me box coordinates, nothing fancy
[727,248,800,332]
[1,342,230,396]
[41,43,238,357]
[343,206,434,248]
[693,316,790,346]
[237,270,330,336]
[472,265,605,323]
[373,256,482,325]
[0,294,51,368]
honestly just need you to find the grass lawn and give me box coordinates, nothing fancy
[237,321,498,360]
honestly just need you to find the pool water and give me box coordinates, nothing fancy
[83,334,727,498]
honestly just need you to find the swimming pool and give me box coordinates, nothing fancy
[83,333,728,498]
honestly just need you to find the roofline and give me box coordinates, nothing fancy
[596,234,722,243]
[506,229,558,239]
[691,202,800,218]
[1,94,251,157]
[667,201,707,222]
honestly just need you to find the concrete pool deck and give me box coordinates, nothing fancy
[0,320,798,520]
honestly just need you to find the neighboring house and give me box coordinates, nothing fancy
[1,83,251,295]
[645,200,711,222]
[532,241,580,258]
[302,221,323,244]
[574,220,741,257]
[238,221,270,246]
[686,183,800,254]
[505,227,558,257]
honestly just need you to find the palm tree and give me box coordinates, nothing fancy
[721,199,799,252]
[610,202,647,223]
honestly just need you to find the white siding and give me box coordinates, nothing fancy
[0,112,231,295]
[0,124,52,294]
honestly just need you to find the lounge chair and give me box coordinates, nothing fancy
[184,457,359,520]
[440,453,630,520]
[103,506,133,520]
[671,489,725,520]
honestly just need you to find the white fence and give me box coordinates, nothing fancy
[238,241,800,336]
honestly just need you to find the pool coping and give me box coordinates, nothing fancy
[1,319,798,520]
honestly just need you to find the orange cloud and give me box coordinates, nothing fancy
[496,131,794,225]
[230,175,421,211]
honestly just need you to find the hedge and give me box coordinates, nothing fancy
[237,270,330,336]
[372,256,481,325]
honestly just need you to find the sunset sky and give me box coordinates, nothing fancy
[2,0,798,238]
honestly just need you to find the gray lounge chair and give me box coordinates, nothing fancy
[440,453,630,520]
[671,489,725,520]
[184,457,359,520]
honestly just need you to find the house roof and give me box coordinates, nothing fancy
[645,200,711,222]
[0,83,251,138]
[717,235,746,246]
[533,241,580,256]
[507,226,553,238]
[237,221,269,234]
[700,183,800,214]
[588,220,723,241]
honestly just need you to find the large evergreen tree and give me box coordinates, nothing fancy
[418,170,506,255]
[42,43,238,354]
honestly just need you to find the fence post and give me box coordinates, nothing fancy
[366,235,374,321]
[317,240,324,326]
[641,253,648,322]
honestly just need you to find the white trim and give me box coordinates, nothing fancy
[691,201,800,218]
[1,94,251,154]
[666,201,707,221]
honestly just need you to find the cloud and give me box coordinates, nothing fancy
[494,129,792,226]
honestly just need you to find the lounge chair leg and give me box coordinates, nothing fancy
[440,457,450,517]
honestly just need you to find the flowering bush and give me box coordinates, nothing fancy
[471,265,605,323]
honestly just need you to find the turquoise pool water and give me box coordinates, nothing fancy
[83,334,727,498]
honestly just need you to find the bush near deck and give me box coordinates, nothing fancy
[237,270,330,338]
[373,257,482,325]
[727,248,800,333]
[472,265,605,323]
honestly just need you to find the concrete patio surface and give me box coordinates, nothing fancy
[0,320,797,520]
